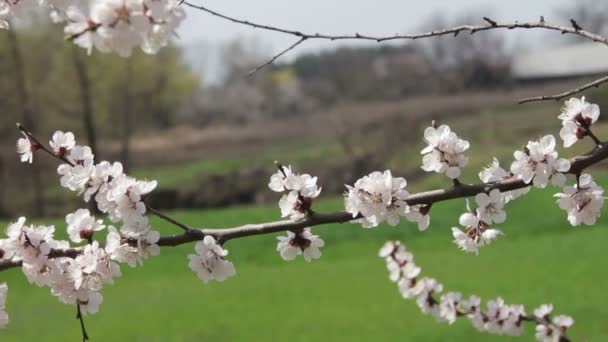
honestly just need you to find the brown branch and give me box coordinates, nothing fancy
[1,136,606,272]
[145,204,194,233]
[519,75,608,104]
[76,304,89,342]
[248,37,308,77]
[182,3,608,45]
[182,3,608,102]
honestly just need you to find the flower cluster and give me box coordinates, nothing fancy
[0,217,120,315]
[0,283,7,328]
[188,236,236,283]
[559,97,600,147]
[276,228,325,262]
[511,135,570,188]
[421,125,470,179]
[533,304,575,342]
[555,174,605,226]
[5,129,168,318]
[451,198,504,255]
[268,165,322,219]
[479,158,530,202]
[1,0,185,57]
[344,170,429,229]
[380,241,574,340]
[18,130,162,266]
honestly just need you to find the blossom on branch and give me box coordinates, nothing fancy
[559,97,600,147]
[64,0,185,56]
[479,158,529,202]
[16,132,36,163]
[188,236,236,283]
[511,135,570,188]
[555,174,605,226]
[268,165,321,219]
[452,211,503,254]
[49,131,75,156]
[276,228,324,262]
[421,124,470,179]
[105,225,160,267]
[380,241,574,339]
[66,209,106,243]
[533,303,574,342]
[345,170,418,228]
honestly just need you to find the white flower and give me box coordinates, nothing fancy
[269,166,321,219]
[511,135,570,188]
[17,132,35,163]
[188,236,236,283]
[276,228,325,262]
[404,205,431,231]
[534,304,553,319]
[421,125,470,179]
[49,131,75,156]
[79,291,103,315]
[70,241,121,292]
[452,213,503,254]
[555,174,604,226]
[413,277,443,315]
[439,292,462,324]
[558,97,600,147]
[105,226,159,267]
[553,315,573,329]
[66,0,185,56]
[0,283,7,328]
[479,158,529,202]
[67,145,94,166]
[58,163,94,192]
[344,170,410,228]
[66,209,105,243]
[475,189,506,224]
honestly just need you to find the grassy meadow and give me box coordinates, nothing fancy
[3,102,608,341]
[2,172,608,341]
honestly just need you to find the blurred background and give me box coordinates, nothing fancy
[1,0,608,341]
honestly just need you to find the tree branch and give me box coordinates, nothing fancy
[248,37,308,77]
[182,3,608,45]
[1,135,606,272]
[182,2,608,102]
[519,75,608,104]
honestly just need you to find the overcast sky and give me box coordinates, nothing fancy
[178,0,579,82]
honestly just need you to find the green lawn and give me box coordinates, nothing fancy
[2,172,608,341]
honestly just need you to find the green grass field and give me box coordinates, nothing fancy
[2,172,608,341]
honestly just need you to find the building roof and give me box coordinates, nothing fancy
[512,42,608,80]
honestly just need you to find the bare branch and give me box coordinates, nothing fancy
[247,37,308,77]
[182,2,608,102]
[519,75,608,104]
[76,305,89,342]
[182,2,608,45]
[145,204,195,233]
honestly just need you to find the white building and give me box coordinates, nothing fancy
[512,42,608,81]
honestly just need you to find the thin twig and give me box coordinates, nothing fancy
[182,3,608,45]
[519,75,608,104]
[145,204,195,233]
[76,304,89,342]
[181,3,608,102]
[248,37,308,77]
[17,123,74,166]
